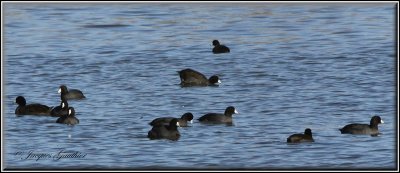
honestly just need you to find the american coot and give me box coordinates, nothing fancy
[56,107,79,125]
[287,128,315,143]
[50,96,69,117]
[15,96,52,116]
[198,106,238,124]
[178,68,221,87]
[339,115,384,136]
[148,118,180,141]
[212,40,230,54]
[149,112,194,127]
[58,85,86,100]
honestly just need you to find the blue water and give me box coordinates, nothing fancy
[2,3,397,170]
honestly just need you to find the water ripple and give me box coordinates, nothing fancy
[3,3,396,170]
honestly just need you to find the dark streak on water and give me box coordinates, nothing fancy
[82,24,130,28]
[2,2,397,170]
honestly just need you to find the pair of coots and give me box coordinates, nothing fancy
[176,40,229,87]
[51,95,79,125]
[148,112,194,141]
[148,118,181,141]
[287,116,384,143]
[148,107,239,140]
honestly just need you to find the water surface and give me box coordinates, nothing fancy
[2,2,397,170]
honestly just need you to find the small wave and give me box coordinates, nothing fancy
[82,24,130,28]
[97,50,118,55]
[332,30,359,35]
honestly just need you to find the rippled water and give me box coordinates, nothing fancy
[2,2,397,170]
